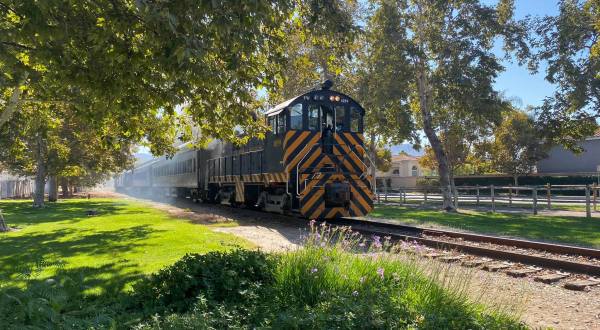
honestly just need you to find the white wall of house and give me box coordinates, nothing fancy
[376,155,423,188]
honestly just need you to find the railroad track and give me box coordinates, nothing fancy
[133,195,600,290]
[324,217,600,288]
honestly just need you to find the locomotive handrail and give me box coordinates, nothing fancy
[295,143,321,195]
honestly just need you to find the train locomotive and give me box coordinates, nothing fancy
[115,81,375,219]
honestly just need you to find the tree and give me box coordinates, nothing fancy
[374,147,392,173]
[1,0,297,206]
[268,0,360,103]
[532,0,600,149]
[0,101,136,206]
[362,0,529,210]
[489,110,547,185]
[2,0,295,144]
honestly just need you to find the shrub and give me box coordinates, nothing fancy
[132,223,526,330]
[132,249,276,314]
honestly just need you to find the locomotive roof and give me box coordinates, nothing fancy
[265,88,364,117]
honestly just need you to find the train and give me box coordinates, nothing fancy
[115,81,375,219]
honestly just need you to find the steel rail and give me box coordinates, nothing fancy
[323,218,600,276]
[328,218,600,259]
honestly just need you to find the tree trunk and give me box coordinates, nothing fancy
[60,177,69,198]
[0,72,29,129]
[450,170,458,208]
[368,132,378,188]
[0,209,8,232]
[416,65,455,211]
[48,176,58,202]
[33,134,46,208]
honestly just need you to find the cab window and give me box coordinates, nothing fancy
[308,104,320,131]
[289,103,303,130]
[350,106,362,132]
[335,106,346,132]
[268,116,276,133]
[277,113,286,134]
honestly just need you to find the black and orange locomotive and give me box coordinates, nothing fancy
[116,81,375,219]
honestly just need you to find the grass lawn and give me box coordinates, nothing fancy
[0,198,250,293]
[370,205,600,248]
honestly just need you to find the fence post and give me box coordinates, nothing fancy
[424,188,428,204]
[593,183,597,212]
[586,184,591,218]
[476,185,480,207]
[454,187,459,209]
[532,188,538,215]
[384,185,388,202]
[491,185,495,213]
[508,185,512,207]
[546,183,551,210]
[403,190,407,204]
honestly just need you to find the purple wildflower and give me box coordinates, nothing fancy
[309,219,316,228]
[310,267,318,274]
[320,241,326,247]
[352,290,359,297]
[359,242,366,247]
[372,235,382,249]
[377,267,385,279]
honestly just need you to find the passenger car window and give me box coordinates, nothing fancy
[308,105,320,131]
[290,103,303,130]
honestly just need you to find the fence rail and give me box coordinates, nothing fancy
[376,184,600,218]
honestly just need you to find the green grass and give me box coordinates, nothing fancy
[370,205,600,248]
[0,198,250,292]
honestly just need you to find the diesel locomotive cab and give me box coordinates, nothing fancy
[262,80,374,219]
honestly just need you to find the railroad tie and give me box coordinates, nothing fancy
[461,259,489,268]
[505,267,541,278]
[533,273,568,284]
[482,262,512,272]
[563,279,600,291]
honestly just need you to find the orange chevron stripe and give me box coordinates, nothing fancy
[301,189,323,213]
[284,131,310,162]
[309,203,325,220]
[285,134,321,170]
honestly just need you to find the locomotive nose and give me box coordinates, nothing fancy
[324,182,351,208]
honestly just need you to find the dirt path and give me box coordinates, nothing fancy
[129,195,600,329]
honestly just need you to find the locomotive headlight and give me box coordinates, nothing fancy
[335,96,340,102]
[329,95,335,101]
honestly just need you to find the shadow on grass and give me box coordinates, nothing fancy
[371,205,600,248]
[0,199,151,227]
[0,225,162,281]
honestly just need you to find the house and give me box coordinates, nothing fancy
[376,153,423,188]
[537,128,600,174]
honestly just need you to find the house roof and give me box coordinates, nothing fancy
[391,153,420,162]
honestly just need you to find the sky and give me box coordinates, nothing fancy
[489,0,559,108]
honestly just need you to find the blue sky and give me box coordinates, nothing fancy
[490,0,559,108]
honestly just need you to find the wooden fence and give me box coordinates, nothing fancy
[376,184,600,218]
